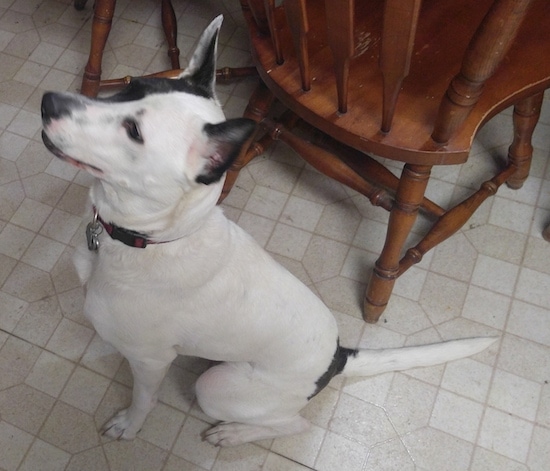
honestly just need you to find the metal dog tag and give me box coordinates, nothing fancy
[86,219,103,252]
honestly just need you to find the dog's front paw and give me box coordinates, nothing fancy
[102,409,140,440]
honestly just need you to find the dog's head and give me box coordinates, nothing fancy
[41,16,255,214]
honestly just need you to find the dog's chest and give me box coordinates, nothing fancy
[76,216,339,364]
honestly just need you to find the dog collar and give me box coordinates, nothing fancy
[89,206,153,249]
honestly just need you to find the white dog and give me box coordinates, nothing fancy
[41,16,496,446]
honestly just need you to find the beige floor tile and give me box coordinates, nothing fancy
[25,349,74,397]
[488,369,541,421]
[498,334,550,383]
[0,383,55,434]
[384,373,438,435]
[465,223,527,265]
[441,357,493,403]
[0,336,41,390]
[0,223,35,259]
[46,318,94,361]
[244,185,289,220]
[528,425,550,471]
[330,393,396,447]
[507,299,550,346]
[18,439,71,471]
[40,401,100,454]
[163,453,209,471]
[263,452,313,471]
[430,232,478,282]
[103,438,167,471]
[280,195,324,232]
[478,407,533,463]
[65,446,110,471]
[302,235,349,283]
[470,447,528,471]
[0,290,27,332]
[266,222,312,260]
[536,382,550,428]
[401,426,474,471]
[462,285,511,329]
[21,235,66,271]
[515,267,550,309]
[61,366,111,415]
[212,443,269,471]
[9,197,52,232]
[172,417,220,469]
[12,295,62,347]
[0,420,34,471]
[471,254,520,296]
[80,334,124,379]
[139,402,186,451]
[430,389,484,442]
[315,430,369,471]
[14,139,52,178]
[364,438,415,471]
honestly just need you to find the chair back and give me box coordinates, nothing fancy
[244,0,550,164]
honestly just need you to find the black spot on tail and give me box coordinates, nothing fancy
[308,341,358,400]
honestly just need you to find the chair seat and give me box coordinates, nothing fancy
[250,0,550,165]
[222,0,550,322]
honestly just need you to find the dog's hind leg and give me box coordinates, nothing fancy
[196,362,312,446]
[102,357,172,440]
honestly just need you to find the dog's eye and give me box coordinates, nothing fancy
[123,118,143,144]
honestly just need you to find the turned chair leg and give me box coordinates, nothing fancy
[161,0,180,69]
[364,164,432,323]
[220,81,275,202]
[81,0,182,97]
[81,0,115,97]
[507,92,544,189]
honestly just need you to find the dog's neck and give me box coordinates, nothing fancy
[90,178,223,244]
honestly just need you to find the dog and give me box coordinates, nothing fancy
[40,16,496,446]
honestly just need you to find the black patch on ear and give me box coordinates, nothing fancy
[196,118,256,185]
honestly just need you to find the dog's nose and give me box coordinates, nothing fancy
[41,92,85,123]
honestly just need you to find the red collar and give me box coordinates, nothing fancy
[93,206,156,249]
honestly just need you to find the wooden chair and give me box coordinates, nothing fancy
[221,0,550,323]
[77,0,181,97]
[78,0,256,97]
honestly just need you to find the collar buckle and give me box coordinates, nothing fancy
[91,206,150,249]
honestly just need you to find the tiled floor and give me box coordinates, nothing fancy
[1,0,550,470]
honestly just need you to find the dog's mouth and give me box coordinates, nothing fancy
[42,130,104,175]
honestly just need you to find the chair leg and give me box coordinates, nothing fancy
[161,0,180,69]
[219,81,275,202]
[506,91,544,189]
[364,164,432,323]
[81,0,115,97]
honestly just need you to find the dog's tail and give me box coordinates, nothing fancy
[339,337,497,378]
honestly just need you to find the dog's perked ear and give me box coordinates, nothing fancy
[178,15,223,99]
[196,118,256,185]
